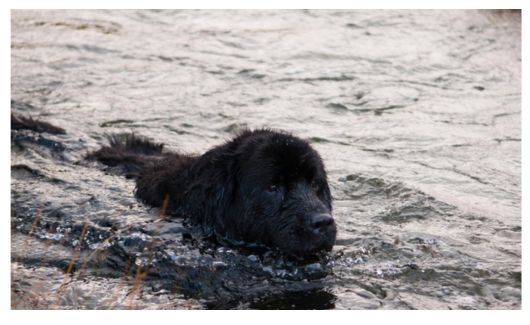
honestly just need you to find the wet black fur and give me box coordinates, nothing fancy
[11,114,66,135]
[90,129,337,257]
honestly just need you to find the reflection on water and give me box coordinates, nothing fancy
[11,9,520,309]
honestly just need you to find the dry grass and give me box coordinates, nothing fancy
[127,194,169,309]
[11,195,173,310]
[11,206,42,309]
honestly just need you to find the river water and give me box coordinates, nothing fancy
[11,10,521,309]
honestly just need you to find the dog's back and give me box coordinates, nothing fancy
[88,134,196,207]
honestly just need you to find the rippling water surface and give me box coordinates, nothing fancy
[11,10,521,309]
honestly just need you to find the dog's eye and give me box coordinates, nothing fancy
[267,184,280,193]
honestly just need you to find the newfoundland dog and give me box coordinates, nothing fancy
[90,129,337,257]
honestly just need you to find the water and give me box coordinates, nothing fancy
[11,9,521,309]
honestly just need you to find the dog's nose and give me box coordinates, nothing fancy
[310,213,335,231]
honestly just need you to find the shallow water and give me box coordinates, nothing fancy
[11,9,521,309]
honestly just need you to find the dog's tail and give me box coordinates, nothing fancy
[11,113,66,135]
[87,134,166,178]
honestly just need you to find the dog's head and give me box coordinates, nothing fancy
[215,130,336,257]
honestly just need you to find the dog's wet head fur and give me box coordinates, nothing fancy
[221,132,336,256]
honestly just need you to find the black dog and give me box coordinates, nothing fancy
[90,129,337,257]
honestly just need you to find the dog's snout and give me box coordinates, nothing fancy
[310,213,334,231]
